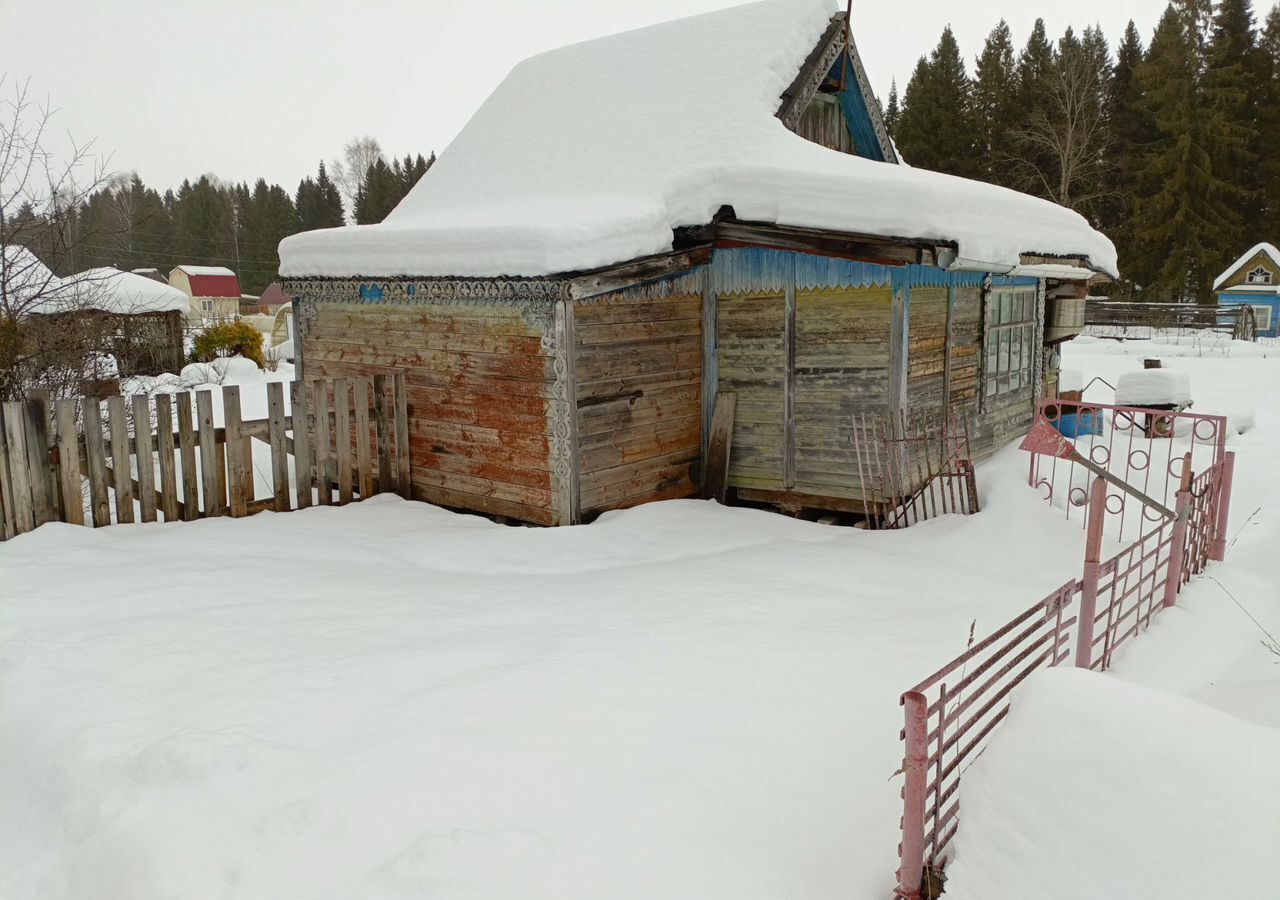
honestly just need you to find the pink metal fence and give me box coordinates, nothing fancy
[894,424,1235,899]
[1028,398,1227,543]
[896,581,1079,899]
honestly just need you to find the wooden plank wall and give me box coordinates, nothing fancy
[793,286,892,499]
[715,292,787,490]
[302,301,559,525]
[574,293,703,517]
[905,286,948,408]
[947,286,982,408]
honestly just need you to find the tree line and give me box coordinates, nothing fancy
[887,0,1280,302]
[2,136,435,296]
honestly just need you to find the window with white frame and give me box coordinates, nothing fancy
[984,288,1037,404]
[1246,266,1273,285]
[1252,305,1272,331]
[201,299,214,313]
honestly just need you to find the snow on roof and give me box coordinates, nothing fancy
[1,245,63,306]
[279,0,1117,280]
[173,264,236,277]
[75,268,191,314]
[1213,242,1280,290]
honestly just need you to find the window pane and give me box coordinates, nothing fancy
[1000,294,1013,324]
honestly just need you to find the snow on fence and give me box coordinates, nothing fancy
[1028,398,1227,543]
[1084,301,1257,342]
[0,374,411,540]
[895,415,1235,900]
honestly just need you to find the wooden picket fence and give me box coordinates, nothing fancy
[0,374,411,540]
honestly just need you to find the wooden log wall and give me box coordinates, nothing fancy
[574,292,703,517]
[301,301,561,525]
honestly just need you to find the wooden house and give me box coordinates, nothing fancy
[279,0,1116,526]
[169,265,241,324]
[1215,243,1280,338]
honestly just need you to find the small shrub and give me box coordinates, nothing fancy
[190,322,265,369]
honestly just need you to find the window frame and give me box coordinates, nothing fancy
[982,286,1038,408]
[1246,266,1273,285]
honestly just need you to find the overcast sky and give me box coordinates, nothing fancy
[3,0,1177,192]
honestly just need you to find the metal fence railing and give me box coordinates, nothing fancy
[894,415,1235,900]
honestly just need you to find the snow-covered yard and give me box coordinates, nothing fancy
[2,333,1278,900]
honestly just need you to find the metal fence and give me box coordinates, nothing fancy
[1028,398,1227,543]
[894,415,1235,900]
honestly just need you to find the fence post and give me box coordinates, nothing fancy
[1162,489,1192,609]
[1074,476,1107,668]
[1209,451,1235,562]
[896,691,928,900]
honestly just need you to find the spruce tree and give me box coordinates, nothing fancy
[1131,2,1238,301]
[893,27,979,177]
[973,20,1019,186]
[1259,7,1280,240]
[1012,19,1058,199]
[1203,0,1262,244]
[884,79,900,132]
[296,161,346,230]
[1101,22,1156,283]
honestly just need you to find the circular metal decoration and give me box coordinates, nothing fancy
[1090,445,1111,466]
[1068,485,1088,507]
[1168,455,1186,478]
[1036,478,1055,502]
[1128,449,1150,472]
[1193,418,1219,442]
[1105,492,1125,514]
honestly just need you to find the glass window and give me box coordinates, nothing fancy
[1246,266,1273,285]
[983,288,1037,406]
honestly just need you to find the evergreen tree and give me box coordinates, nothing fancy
[354,158,401,224]
[884,79,900,132]
[893,27,979,177]
[973,20,1019,185]
[1259,6,1280,240]
[1012,18,1058,199]
[1100,21,1156,282]
[171,176,237,272]
[1131,2,1239,301]
[296,160,345,230]
[1203,0,1263,242]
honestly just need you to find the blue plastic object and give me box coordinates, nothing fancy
[1054,411,1102,439]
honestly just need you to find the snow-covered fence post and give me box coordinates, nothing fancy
[1209,451,1235,562]
[1074,477,1107,668]
[896,690,928,900]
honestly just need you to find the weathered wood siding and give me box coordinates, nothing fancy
[793,286,892,498]
[906,286,948,407]
[715,291,787,489]
[948,286,982,408]
[574,280,704,517]
[299,298,562,525]
[796,93,854,154]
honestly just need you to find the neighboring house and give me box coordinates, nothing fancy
[3,248,190,377]
[1214,243,1280,338]
[278,0,1116,526]
[258,282,291,315]
[169,265,242,324]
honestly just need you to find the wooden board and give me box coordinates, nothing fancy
[195,390,219,517]
[82,400,112,527]
[106,396,135,523]
[131,394,157,523]
[267,381,289,512]
[700,392,736,503]
[154,394,180,521]
[2,403,34,533]
[290,381,313,509]
[176,392,199,521]
[223,386,248,517]
[332,377,353,504]
[312,380,332,505]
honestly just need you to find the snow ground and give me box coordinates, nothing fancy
[2,332,1277,900]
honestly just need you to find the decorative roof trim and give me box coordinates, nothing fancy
[775,13,897,164]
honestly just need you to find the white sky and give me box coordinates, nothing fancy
[2,0,1177,192]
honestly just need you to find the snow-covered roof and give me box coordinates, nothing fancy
[279,0,1117,280]
[1213,243,1280,290]
[173,264,236,277]
[1,245,62,307]
[2,250,190,316]
[74,267,192,314]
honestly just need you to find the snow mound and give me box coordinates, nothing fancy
[278,0,1115,279]
[1114,368,1191,406]
[1056,368,1084,392]
[944,668,1280,900]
